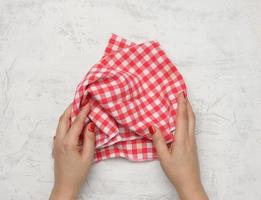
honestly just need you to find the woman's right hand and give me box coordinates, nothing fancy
[149,93,208,200]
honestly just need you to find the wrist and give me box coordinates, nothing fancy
[175,181,208,200]
[50,184,79,200]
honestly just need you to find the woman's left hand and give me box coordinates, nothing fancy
[49,103,95,200]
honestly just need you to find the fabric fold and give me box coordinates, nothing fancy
[71,34,187,162]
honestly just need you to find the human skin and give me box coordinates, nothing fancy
[49,93,208,200]
[49,103,95,200]
[149,93,208,200]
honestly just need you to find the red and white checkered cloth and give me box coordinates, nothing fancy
[71,34,187,162]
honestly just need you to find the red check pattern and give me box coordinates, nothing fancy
[71,34,187,162]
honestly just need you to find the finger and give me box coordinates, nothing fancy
[169,142,174,153]
[52,147,55,159]
[82,122,95,161]
[149,125,170,162]
[169,134,176,152]
[175,92,189,143]
[56,104,72,139]
[67,103,91,143]
[187,101,196,142]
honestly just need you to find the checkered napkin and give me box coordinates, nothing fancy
[71,34,187,162]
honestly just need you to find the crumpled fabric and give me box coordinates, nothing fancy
[71,34,187,162]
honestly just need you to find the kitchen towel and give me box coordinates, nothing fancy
[71,34,187,162]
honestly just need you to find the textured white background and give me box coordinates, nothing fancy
[0,0,261,199]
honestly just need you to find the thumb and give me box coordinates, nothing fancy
[82,122,96,161]
[149,125,170,161]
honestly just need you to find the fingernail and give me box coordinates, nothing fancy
[149,126,156,135]
[179,92,187,101]
[180,91,186,99]
[88,122,95,132]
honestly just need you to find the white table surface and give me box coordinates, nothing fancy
[0,0,261,199]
